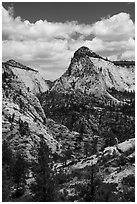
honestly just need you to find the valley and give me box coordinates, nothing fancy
[2,47,135,202]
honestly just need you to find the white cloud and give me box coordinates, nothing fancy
[121,50,135,60]
[2,6,135,80]
[2,7,92,41]
[91,12,135,41]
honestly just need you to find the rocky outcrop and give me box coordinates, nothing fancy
[51,46,135,102]
[74,46,104,59]
[2,54,135,202]
[3,60,49,95]
[58,138,135,201]
[2,60,58,160]
[2,60,80,160]
[6,59,38,72]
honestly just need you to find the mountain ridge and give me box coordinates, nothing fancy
[51,46,135,102]
[2,59,49,95]
[4,59,38,72]
[2,47,135,202]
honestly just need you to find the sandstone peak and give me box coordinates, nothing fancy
[3,59,49,95]
[74,46,91,57]
[52,46,135,101]
[74,46,103,59]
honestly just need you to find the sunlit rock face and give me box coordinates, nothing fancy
[2,60,58,160]
[2,48,135,202]
[3,59,49,95]
[52,46,135,102]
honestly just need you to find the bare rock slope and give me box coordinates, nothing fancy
[3,59,49,95]
[52,46,135,101]
[2,60,59,159]
[2,59,82,159]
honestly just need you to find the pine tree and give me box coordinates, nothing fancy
[2,140,14,201]
[2,165,13,201]
[11,113,15,122]
[30,135,56,201]
[12,151,27,197]
[77,165,100,201]
[19,120,30,136]
[85,166,95,201]
[2,140,13,167]
[61,147,72,167]
[77,122,85,142]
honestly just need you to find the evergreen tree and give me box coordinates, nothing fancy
[19,120,30,136]
[61,147,72,167]
[30,135,56,201]
[12,151,27,197]
[84,166,95,201]
[84,142,91,157]
[2,165,13,201]
[77,122,85,142]
[12,113,15,122]
[2,140,14,201]
[2,140,13,167]
[77,165,101,201]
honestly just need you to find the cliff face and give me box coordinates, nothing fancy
[2,60,59,160]
[2,59,81,159]
[52,46,135,101]
[3,59,49,95]
[2,50,135,202]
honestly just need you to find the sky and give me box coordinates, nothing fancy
[2,2,135,81]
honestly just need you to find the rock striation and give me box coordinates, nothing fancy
[51,46,135,102]
[3,60,49,95]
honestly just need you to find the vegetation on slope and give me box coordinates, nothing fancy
[2,55,135,202]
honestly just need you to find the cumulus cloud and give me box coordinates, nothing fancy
[121,50,135,60]
[2,6,92,41]
[2,6,135,80]
[91,12,135,41]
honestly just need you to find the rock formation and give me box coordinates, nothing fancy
[2,47,135,201]
[52,46,135,102]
